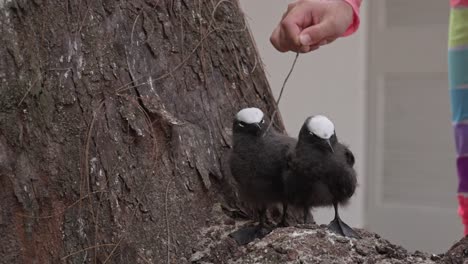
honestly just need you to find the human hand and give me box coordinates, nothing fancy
[270,0,354,53]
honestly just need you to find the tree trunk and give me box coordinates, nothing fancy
[0,0,283,262]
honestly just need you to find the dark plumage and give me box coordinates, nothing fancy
[283,115,359,238]
[228,108,296,243]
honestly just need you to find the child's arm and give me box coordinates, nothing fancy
[270,0,362,53]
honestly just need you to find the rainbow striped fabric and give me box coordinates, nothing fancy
[449,0,468,236]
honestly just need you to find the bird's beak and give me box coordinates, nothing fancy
[326,139,334,153]
[255,123,261,129]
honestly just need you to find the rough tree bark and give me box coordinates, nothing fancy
[0,0,284,263]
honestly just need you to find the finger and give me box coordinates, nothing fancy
[279,1,299,21]
[298,44,320,53]
[280,12,303,48]
[278,25,300,52]
[325,37,337,45]
[309,45,320,52]
[272,1,311,52]
[299,45,311,53]
[318,37,337,47]
[319,40,328,46]
[299,21,335,46]
[286,1,299,12]
[270,26,288,52]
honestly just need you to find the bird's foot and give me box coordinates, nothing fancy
[327,217,360,239]
[229,225,272,245]
[276,219,289,228]
[256,225,272,238]
[264,219,275,227]
[229,225,259,245]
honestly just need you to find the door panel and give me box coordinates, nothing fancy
[366,0,462,253]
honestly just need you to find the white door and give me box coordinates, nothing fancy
[366,0,462,253]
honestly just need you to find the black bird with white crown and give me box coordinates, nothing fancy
[283,115,360,238]
[229,107,297,244]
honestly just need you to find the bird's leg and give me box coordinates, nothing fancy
[303,206,309,224]
[229,206,270,245]
[277,202,289,227]
[254,206,272,239]
[258,207,267,228]
[333,202,339,219]
[327,203,360,238]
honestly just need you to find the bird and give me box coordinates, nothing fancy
[283,115,360,238]
[228,107,296,244]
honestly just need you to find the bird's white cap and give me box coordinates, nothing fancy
[306,115,335,139]
[236,107,264,124]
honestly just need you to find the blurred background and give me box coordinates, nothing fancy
[239,0,461,254]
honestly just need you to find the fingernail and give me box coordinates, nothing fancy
[299,34,311,45]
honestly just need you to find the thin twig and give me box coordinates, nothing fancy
[18,68,74,107]
[125,12,142,89]
[250,54,258,74]
[61,244,116,260]
[264,52,300,136]
[165,179,173,264]
[210,0,247,32]
[79,101,105,212]
[131,12,141,46]
[16,191,106,219]
[82,100,105,211]
[18,77,40,107]
[116,28,215,94]
[79,100,105,263]
[137,252,153,264]
[77,3,91,35]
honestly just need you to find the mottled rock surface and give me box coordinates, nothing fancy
[440,237,468,264]
[191,204,467,264]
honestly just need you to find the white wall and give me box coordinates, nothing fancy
[239,0,368,228]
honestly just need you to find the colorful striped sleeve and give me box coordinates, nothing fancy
[449,4,468,119]
[449,0,468,236]
[451,0,468,7]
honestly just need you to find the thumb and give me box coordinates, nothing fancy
[299,22,334,46]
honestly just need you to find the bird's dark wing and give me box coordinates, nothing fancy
[344,146,355,167]
[335,143,355,167]
[324,162,357,201]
